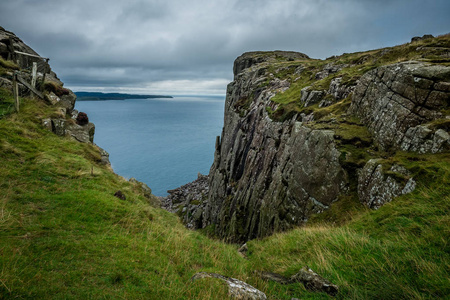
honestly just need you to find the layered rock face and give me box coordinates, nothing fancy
[167,37,450,242]
[350,62,450,153]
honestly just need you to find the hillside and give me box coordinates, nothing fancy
[1,28,449,299]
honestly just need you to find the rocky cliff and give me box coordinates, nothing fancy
[0,26,108,160]
[166,35,450,242]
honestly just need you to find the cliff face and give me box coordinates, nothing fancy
[167,35,450,243]
[204,53,347,242]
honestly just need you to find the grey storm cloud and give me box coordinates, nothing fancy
[0,0,449,94]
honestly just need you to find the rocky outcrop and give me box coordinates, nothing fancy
[202,55,347,242]
[358,159,416,209]
[233,51,309,79]
[349,61,450,152]
[191,272,267,300]
[163,173,209,228]
[257,267,339,296]
[42,110,95,144]
[1,27,110,167]
[168,38,450,243]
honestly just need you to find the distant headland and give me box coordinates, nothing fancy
[75,91,173,101]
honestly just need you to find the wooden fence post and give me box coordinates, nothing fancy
[31,62,37,87]
[13,73,19,112]
[31,62,37,97]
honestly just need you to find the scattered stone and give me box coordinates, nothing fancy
[238,243,248,258]
[191,272,267,300]
[114,190,126,200]
[291,267,338,296]
[257,267,339,296]
[41,118,52,131]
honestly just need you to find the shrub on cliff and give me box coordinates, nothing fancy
[76,111,89,125]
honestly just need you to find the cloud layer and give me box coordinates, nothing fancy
[1,0,449,94]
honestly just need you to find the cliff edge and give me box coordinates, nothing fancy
[166,35,450,242]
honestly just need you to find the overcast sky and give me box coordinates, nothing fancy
[1,0,449,95]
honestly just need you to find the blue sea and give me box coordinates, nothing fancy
[75,96,225,196]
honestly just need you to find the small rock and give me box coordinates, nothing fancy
[191,272,267,300]
[238,243,248,258]
[44,92,60,105]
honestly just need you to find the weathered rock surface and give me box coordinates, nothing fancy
[168,39,450,242]
[257,267,339,296]
[203,57,347,242]
[191,272,267,300]
[350,61,450,152]
[358,159,416,209]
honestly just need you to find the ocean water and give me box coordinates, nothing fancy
[75,96,225,196]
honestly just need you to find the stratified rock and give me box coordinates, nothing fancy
[191,272,267,300]
[358,159,416,209]
[349,61,450,152]
[202,59,348,242]
[400,125,450,153]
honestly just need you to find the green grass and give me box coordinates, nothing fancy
[259,34,450,122]
[1,58,449,299]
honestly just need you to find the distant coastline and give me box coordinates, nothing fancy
[75,92,173,101]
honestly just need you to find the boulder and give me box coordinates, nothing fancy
[44,92,60,105]
[65,122,95,144]
[257,267,339,296]
[358,159,416,209]
[191,272,267,300]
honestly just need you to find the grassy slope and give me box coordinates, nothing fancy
[1,36,449,299]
